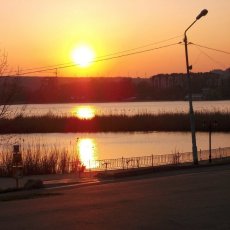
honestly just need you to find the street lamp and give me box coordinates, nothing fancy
[203,120,218,163]
[184,9,208,165]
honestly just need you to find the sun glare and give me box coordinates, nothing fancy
[78,138,97,168]
[72,45,95,68]
[74,106,95,120]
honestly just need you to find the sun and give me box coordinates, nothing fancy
[72,45,95,68]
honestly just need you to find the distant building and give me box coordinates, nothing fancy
[151,73,185,89]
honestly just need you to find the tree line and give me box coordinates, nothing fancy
[1,71,230,104]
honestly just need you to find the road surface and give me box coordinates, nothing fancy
[0,164,230,229]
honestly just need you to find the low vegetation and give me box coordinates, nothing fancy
[0,145,82,177]
[0,111,229,133]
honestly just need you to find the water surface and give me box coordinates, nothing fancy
[9,100,230,117]
[1,132,229,165]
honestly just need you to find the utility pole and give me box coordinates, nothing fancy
[203,120,218,163]
[184,9,208,165]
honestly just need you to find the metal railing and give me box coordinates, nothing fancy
[83,147,230,171]
[1,147,230,176]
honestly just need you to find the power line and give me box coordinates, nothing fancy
[9,35,183,75]
[192,45,226,69]
[191,43,230,55]
[192,51,202,67]
[15,41,181,76]
[97,34,183,58]
[19,63,71,72]
[94,42,181,62]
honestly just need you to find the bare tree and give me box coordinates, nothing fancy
[0,50,10,117]
[0,50,22,118]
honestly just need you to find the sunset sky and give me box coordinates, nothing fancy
[1,0,230,77]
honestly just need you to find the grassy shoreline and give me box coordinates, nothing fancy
[0,111,229,133]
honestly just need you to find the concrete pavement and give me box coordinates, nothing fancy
[0,172,99,191]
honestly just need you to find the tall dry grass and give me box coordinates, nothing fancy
[0,110,229,133]
[0,142,82,177]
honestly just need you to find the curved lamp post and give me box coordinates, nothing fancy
[184,9,208,165]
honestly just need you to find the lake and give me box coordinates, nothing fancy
[1,132,229,166]
[1,101,229,166]
[9,100,230,117]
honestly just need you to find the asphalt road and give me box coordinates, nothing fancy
[0,164,230,230]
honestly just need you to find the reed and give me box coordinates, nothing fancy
[0,111,229,133]
[0,142,82,177]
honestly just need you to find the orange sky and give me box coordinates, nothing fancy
[1,0,230,77]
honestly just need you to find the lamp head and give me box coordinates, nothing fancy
[196,9,208,20]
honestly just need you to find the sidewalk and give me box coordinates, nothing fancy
[1,159,230,192]
[0,172,98,191]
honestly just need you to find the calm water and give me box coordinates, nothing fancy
[10,100,230,117]
[2,101,229,166]
[1,132,229,166]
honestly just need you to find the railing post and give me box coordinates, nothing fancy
[136,158,140,168]
[89,160,92,178]
[209,124,212,163]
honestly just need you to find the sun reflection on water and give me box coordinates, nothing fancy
[73,106,95,120]
[77,138,97,168]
